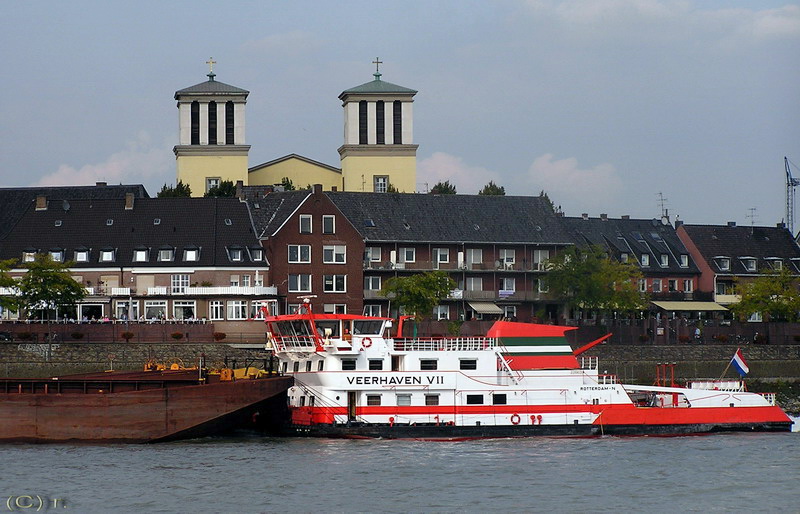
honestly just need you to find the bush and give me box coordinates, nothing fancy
[121,331,134,342]
[170,332,184,341]
[212,332,226,342]
[70,332,84,340]
[17,332,33,341]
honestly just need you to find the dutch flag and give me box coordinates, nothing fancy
[731,348,750,377]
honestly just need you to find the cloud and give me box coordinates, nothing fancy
[417,152,501,194]
[34,132,173,191]
[524,154,622,215]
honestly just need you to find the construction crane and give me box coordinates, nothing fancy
[786,157,800,233]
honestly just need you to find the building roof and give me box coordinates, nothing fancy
[174,76,249,98]
[248,153,341,174]
[680,223,800,275]
[561,216,700,274]
[339,77,417,98]
[239,187,310,239]
[326,192,572,244]
[0,184,149,241]
[0,197,264,268]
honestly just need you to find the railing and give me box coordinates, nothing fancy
[580,356,598,370]
[269,335,317,352]
[111,287,131,296]
[393,337,495,352]
[759,392,777,406]
[597,374,617,384]
[143,286,277,296]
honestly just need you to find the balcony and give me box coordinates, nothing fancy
[146,285,277,296]
[111,287,131,296]
[715,294,741,305]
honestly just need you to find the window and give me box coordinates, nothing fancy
[289,274,312,292]
[206,177,221,193]
[660,254,669,267]
[171,274,189,294]
[620,253,629,263]
[305,361,312,372]
[503,306,517,318]
[365,276,381,290]
[537,279,549,293]
[115,300,139,320]
[425,394,440,406]
[323,275,346,293]
[299,215,312,234]
[317,361,324,372]
[209,301,224,320]
[133,249,148,262]
[49,250,63,262]
[434,305,448,321]
[99,249,115,262]
[772,260,783,270]
[322,215,335,234]
[287,304,301,314]
[225,101,234,144]
[718,258,730,271]
[358,100,368,144]
[466,277,483,291]
[367,395,382,406]
[393,100,402,144]
[229,275,239,287]
[242,275,251,287]
[683,279,693,292]
[716,282,732,295]
[533,249,549,270]
[639,279,647,292]
[228,247,243,262]
[500,277,516,293]
[363,305,381,317]
[420,359,438,370]
[75,250,89,263]
[652,279,662,293]
[742,259,756,271]
[466,248,483,267]
[374,176,389,193]
[680,254,689,268]
[668,279,678,292]
[433,248,449,267]
[460,359,477,370]
[492,393,507,405]
[288,245,311,263]
[183,248,199,262]
[144,300,167,319]
[499,249,515,268]
[226,300,248,320]
[158,247,174,262]
[250,301,268,320]
[323,304,347,314]
[376,100,385,144]
[341,359,357,371]
[369,359,383,370]
[173,300,195,320]
[365,247,381,263]
[190,101,200,144]
[397,394,411,406]
[249,248,263,261]
[323,245,346,264]
[640,254,650,266]
[208,101,217,144]
[466,394,484,405]
[399,247,415,263]
[293,362,299,373]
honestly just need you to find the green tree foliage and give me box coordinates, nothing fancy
[380,271,456,320]
[204,180,236,197]
[545,245,646,314]
[430,180,457,194]
[280,177,296,191]
[386,182,399,193]
[17,254,86,319]
[731,266,800,322]
[0,259,19,312]
[157,180,192,198]
[478,181,505,196]
[539,190,556,212]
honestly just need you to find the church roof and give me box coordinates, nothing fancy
[174,76,249,99]
[340,76,417,98]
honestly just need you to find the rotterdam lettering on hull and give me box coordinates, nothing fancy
[346,376,445,385]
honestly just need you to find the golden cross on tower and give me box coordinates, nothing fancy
[206,57,216,74]
[372,57,383,79]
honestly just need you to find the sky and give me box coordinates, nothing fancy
[2,0,799,226]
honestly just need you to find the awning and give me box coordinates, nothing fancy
[468,301,503,315]
[651,301,728,312]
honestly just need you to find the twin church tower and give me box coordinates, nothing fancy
[174,59,418,196]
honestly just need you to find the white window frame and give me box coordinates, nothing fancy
[144,300,167,320]
[242,275,251,287]
[652,279,662,292]
[323,304,347,314]
[683,279,693,292]
[363,305,381,317]
[158,248,174,262]
[466,248,483,267]
[399,247,415,263]
[171,274,190,294]
[322,215,335,235]
[718,257,730,271]
[173,300,196,320]
[503,306,517,318]
[209,300,224,320]
[323,274,347,293]
[366,247,381,262]
[226,300,248,320]
[99,249,116,263]
[22,252,36,263]
[115,300,139,320]
[299,214,312,234]
[680,254,689,268]
[75,250,89,263]
[229,275,239,287]
[228,248,243,262]
[133,249,148,263]
[660,254,669,267]
[206,177,221,193]
[434,305,449,321]
[249,248,263,261]
[49,250,63,262]
[289,274,312,293]
[537,279,549,293]
[499,249,515,267]
[396,394,412,406]
[466,277,483,291]
[433,248,450,265]
[183,248,199,262]
[640,254,650,267]
[365,276,381,290]
[374,175,389,193]
[500,277,516,292]
[288,245,311,264]
[639,279,647,292]
[323,245,346,264]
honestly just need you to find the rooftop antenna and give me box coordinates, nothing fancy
[746,207,757,233]
[786,157,799,233]
[657,192,668,218]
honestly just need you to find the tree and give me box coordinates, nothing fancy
[17,254,86,320]
[731,266,800,322]
[157,180,192,198]
[0,259,19,313]
[280,177,296,191]
[545,245,646,316]
[478,181,505,196]
[204,180,236,197]
[380,271,456,321]
[430,180,457,194]
[539,190,556,213]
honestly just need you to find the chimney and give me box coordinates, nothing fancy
[124,193,135,210]
[96,181,107,187]
[581,213,589,220]
[313,184,323,194]
[621,215,630,220]
[600,213,608,221]
[35,195,48,211]
[727,221,736,227]
[675,219,684,228]
[331,186,338,192]
[777,222,786,228]
[235,180,244,200]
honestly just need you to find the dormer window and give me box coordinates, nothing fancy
[717,257,730,271]
[660,254,668,267]
[680,254,689,268]
[183,248,200,262]
[640,254,650,267]
[158,247,174,262]
[620,253,628,263]
[22,251,36,263]
[248,248,263,261]
[106,219,113,226]
[742,258,757,272]
[133,249,149,263]
[154,218,161,225]
[75,249,89,263]
[772,260,783,270]
[228,247,243,262]
[99,249,116,262]
[49,250,63,262]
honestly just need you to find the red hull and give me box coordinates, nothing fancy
[0,371,292,443]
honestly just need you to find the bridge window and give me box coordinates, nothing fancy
[459,359,477,370]
[341,359,356,371]
[466,394,484,405]
[492,394,507,405]
[420,359,438,371]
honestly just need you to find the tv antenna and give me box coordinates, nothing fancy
[786,157,800,233]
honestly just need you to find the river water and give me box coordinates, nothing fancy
[1,431,798,513]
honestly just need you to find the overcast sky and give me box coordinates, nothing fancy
[2,1,799,226]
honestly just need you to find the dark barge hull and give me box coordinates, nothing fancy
[0,370,292,443]
[284,420,792,440]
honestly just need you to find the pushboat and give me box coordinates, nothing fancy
[265,302,793,439]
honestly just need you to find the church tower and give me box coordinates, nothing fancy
[174,59,250,197]
[339,60,418,193]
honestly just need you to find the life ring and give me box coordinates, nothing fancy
[510,413,521,425]
[362,337,372,348]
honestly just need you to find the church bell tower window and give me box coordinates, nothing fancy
[358,101,368,144]
[225,101,234,144]
[208,101,217,144]
[190,101,200,145]
[393,101,402,144]
[376,101,385,144]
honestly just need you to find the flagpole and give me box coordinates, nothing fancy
[718,348,736,381]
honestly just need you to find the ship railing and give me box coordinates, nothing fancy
[269,335,317,353]
[758,392,777,406]
[392,337,496,352]
[597,374,617,385]
[580,356,598,370]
